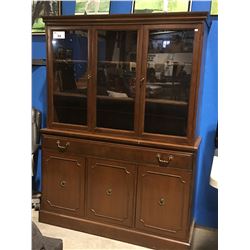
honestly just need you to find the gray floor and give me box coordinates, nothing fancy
[32,209,217,250]
[191,226,218,250]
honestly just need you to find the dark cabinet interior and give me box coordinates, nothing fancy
[40,12,208,250]
[96,29,138,131]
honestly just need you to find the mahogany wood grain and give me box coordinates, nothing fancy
[41,151,85,218]
[136,166,192,241]
[42,134,194,170]
[39,210,192,249]
[86,158,136,227]
[41,128,201,152]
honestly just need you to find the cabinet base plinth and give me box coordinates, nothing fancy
[39,210,192,250]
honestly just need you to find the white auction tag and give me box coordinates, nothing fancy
[53,31,65,39]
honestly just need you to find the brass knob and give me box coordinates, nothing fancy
[139,77,145,87]
[158,198,165,206]
[140,77,145,82]
[56,140,70,152]
[60,180,66,187]
[87,74,92,80]
[106,188,112,196]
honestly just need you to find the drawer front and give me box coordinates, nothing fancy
[42,135,193,170]
[42,135,83,155]
[138,148,193,170]
[41,150,85,217]
[42,135,138,162]
[136,166,192,240]
[86,158,136,227]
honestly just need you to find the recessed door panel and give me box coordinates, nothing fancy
[86,158,136,227]
[41,151,85,216]
[136,166,192,240]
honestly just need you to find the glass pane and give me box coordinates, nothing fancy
[96,30,137,131]
[144,29,194,136]
[52,30,88,125]
[75,0,110,15]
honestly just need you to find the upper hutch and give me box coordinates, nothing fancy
[40,12,208,249]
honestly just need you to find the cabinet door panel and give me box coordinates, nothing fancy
[142,28,195,137]
[96,29,140,132]
[50,29,90,126]
[86,158,136,227]
[41,151,85,217]
[136,166,192,240]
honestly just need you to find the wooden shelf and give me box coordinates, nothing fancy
[54,59,88,63]
[146,98,188,106]
[54,91,87,98]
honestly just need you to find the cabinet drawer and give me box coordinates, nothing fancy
[42,135,193,170]
[138,148,193,170]
[42,135,138,162]
[42,135,83,154]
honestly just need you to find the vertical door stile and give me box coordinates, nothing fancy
[88,27,95,131]
[134,25,143,136]
[137,26,148,136]
[186,24,203,142]
[47,27,53,127]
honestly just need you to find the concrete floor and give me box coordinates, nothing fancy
[32,210,217,250]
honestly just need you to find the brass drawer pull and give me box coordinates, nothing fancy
[158,198,166,206]
[156,154,174,166]
[106,188,112,196]
[60,180,67,187]
[56,140,70,152]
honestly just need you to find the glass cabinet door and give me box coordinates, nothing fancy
[96,30,138,131]
[51,29,89,126]
[143,29,195,136]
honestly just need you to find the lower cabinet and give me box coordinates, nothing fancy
[40,135,195,249]
[86,158,136,227]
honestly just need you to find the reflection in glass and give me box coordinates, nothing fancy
[52,30,88,125]
[144,30,194,136]
[96,30,137,130]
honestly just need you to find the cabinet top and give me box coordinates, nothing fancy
[43,12,208,26]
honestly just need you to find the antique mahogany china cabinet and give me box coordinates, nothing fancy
[40,12,208,249]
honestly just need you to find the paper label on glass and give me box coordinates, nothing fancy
[53,31,65,39]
